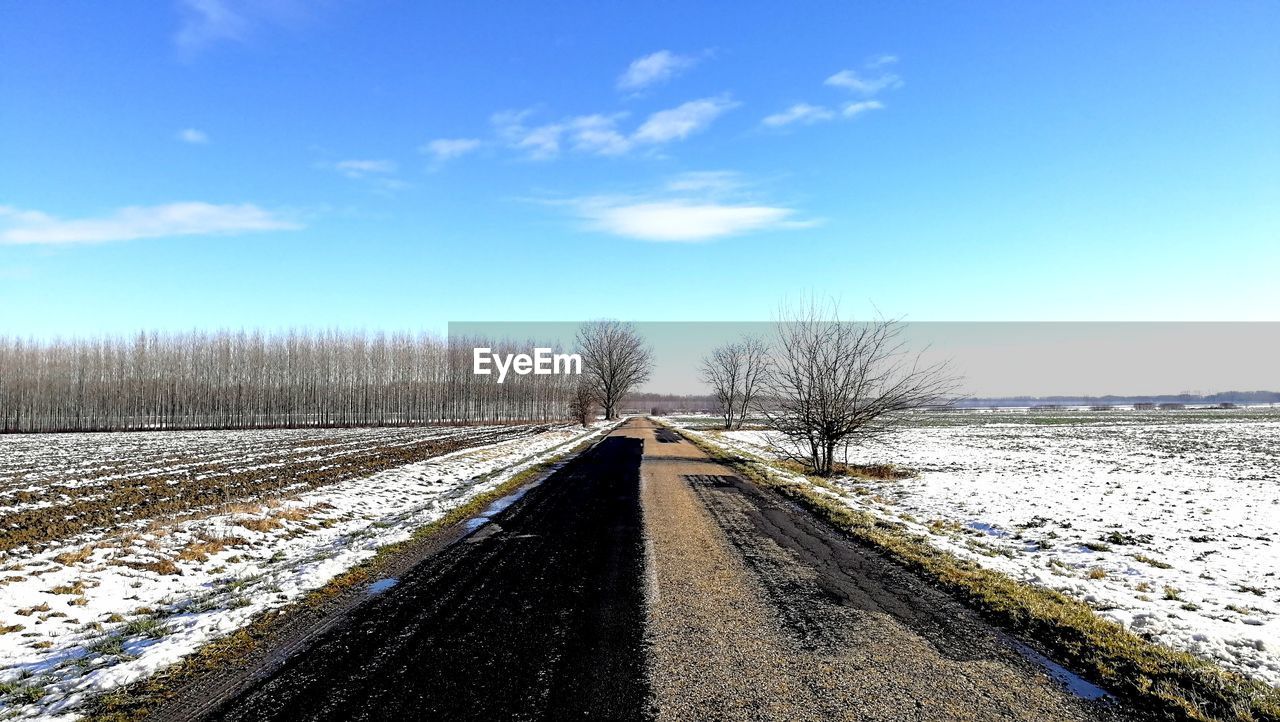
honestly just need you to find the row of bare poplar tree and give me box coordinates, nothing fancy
[0,331,579,433]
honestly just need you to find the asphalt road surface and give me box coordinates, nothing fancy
[202,418,1141,722]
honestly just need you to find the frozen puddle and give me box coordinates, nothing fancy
[463,469,558,533]
[1010,640,1111,701]
[367,578,399,595]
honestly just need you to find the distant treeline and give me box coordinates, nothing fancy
[954,391,1280,408]
[0,331,577,433]
[622,392,717,414]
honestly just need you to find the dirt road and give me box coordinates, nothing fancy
[199,418,1137,721]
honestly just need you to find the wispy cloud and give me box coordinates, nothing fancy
[492,109,564,159]
[174,0,249,53]
[633,95,738,144]
[617,50,700,92]
[333,159,397,178]
[562,171,812,242]
[664,170,743,194]
[493,96,736,160]
[841,100,884,118]
[421,138,483,162]
[0,202,300,245]
[567,114,633,156]
[493,111,631,159]
[824,67,903,95]
[173,0,312,55]
[324,159,406,190]
[177,128,210,144]
[762,103,835,128]
[763,56,901,128]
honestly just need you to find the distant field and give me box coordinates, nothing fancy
[666,405,1280,429]
[671,409,1280,685]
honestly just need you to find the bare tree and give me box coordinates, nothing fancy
[568,382,597,427]
[735,336,767,429]
[700,343,743,429]
[759,300,959,476]
[701,336,769,430]
[576,320,653,420]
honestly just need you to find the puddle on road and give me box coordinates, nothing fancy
[462,472,553,534]
[367,578,399,595]
[1009,639,1111,700]
[654,429,683,443]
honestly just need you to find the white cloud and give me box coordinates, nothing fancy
[333,159,397,178]
[492,110,564,159]
[497,113,632,158]
[177,128,210,144]
[174,0,249,53]
[492,97,735,160]
[327,159,406,190]
[564,170,809,242]
[578,199,794,242]
[516,124,565,159]
[664,170,742,194]
[567,114,632,156]
[762,103,835,127]
[824,68,903,95]
[842,100,884,118]
[765,56,899,128]
[422,138,482,161]
[617,50,699,92]
[174,0,313,55]
[0,202,299,245]
[633,95,738,144]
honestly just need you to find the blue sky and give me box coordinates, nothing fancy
[2,1,1277,337]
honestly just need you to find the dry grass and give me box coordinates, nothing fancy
[118,558,182,576]
[1134,554,1175,570]
[831,461,916,480]
[671,425,1280,722]
[176,534,246,563]
[235,517,283,533]
[220,502,265,516]
[774,457,916,481]
[47,580,86,595]
[53,545,96,566]
[271,504,328,523]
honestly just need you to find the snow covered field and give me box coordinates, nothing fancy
[0,424,552,553]
[673,409,1280,686]
[0,422,611,720]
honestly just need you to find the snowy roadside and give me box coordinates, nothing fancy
[667,418,1280,688]
[0,421,615,720]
